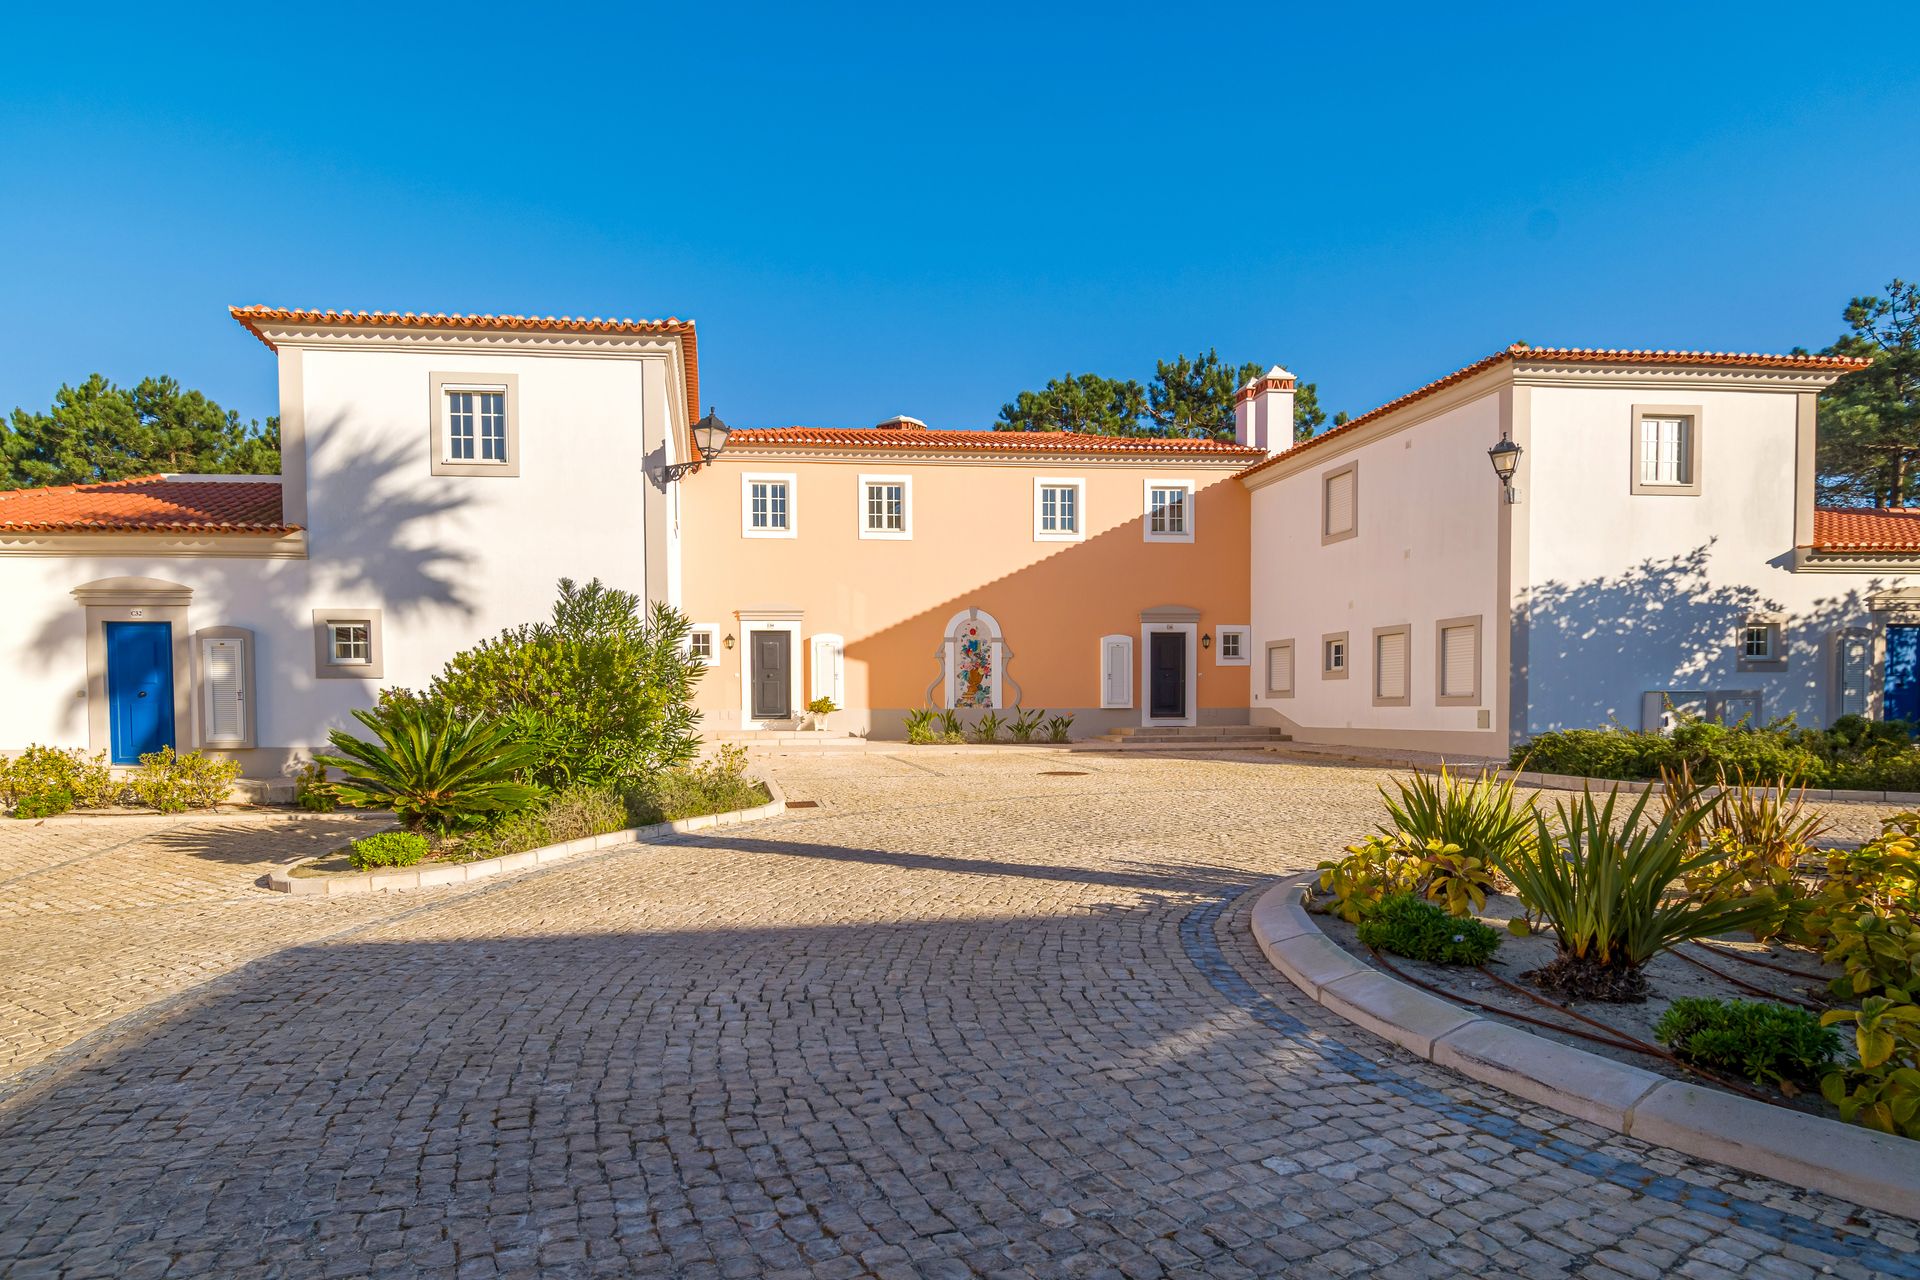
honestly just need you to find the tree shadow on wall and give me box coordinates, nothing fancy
[1522,540,1896,731]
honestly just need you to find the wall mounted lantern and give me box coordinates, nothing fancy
[1201,632,1213,650]
[723,633,736,651]
[660,407,733,483]
[1487,437,1522,504]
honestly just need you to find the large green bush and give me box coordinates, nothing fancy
[317,701,542,833]
[1513,713,1920,789]
[0,745,120,810]
[128,747,241,813]
[424,578,703,788]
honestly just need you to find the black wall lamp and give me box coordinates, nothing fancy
[661,407,733,483]
[1487,437,1522,504]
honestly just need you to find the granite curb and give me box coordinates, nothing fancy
[265,779,786,896]
[1250,871,1920,1220]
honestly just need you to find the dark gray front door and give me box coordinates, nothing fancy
[752,631,791,720]
[1149,631,1186,719]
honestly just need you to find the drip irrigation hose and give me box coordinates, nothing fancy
[1687,941,1830,984]
[1668,945,1829,1011]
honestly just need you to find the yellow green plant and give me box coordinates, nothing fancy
[1316,835,1424,924]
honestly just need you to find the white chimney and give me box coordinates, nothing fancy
[1234,366,1296,455]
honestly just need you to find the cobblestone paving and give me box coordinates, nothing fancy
[0,750,1916,1279]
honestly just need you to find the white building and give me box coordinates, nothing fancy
[1237,345,1920,756]
[0,307,699,775]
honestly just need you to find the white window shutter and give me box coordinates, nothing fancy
[1101,636,1133,708]
[199,634,249,748]
[1441,625,1476,698]
[1267,644,1292,694]
[1377,631,1407,700]
[810,634,845,706]
[1325,470,1355,536]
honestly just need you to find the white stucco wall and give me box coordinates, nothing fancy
[1522,383,1910,734]
[0,337,677,772]
[1247,390,1506,753]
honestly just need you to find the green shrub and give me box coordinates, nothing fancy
[1045,713,1074,744]
[317,702,542,833]
[971,711,1004,743]
[424,578,703,788]
[347,830,430,870]
[11,788,74,819]
[128,747,242,813]
[936,709,963,743]
[0,745,121,809]
[1654,997,1839,1089]
[1514,712,1920,790]
[293,759,340,813]
[1495,786,1779,1000]
[627,745,769,824]
[1009,708,1045,743]
[1317,834,1426,923]
[806,696,838,718]
[464,784,627,859]
[1356,894,1501,966]
[905,709,938,745]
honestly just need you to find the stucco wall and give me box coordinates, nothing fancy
[679,454,1252,734]
[1522,383,1911,733]
[1246,392,1506,754]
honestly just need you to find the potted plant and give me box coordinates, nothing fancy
[805,696,838,731]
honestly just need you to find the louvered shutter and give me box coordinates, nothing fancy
[1376,630,1407,700]
[1102,636,1132,708]
[1440,624,1476,699]
[199,634,249,748]
[1267,643,1293,694]
[1324,469,1355,536]
[810,634,845,707]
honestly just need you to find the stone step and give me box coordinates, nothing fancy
[1073,737,1292,752]
[1103,724,1278,739]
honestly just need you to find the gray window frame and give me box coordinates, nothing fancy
[1737,615,1787,673]
[1321,461,1359,544]
[1629,404,1702,497]
[1372,623,1411,708]
[313,608,385,680]
[1434,614,1483,707]
[1321,631,1349,679]
[1264,639,1296,698]
[431,372,522,478]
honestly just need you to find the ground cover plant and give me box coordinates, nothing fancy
[347,830,429,871]
[1654,997,1839,1090]
[1355,893,1501,966]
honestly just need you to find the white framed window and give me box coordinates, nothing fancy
[687,625,719,664]
[1216,625,1251,666]
[1034,477,1086,542]
[1322,632,1348,679]
[1737,615,1786,672]
[1143,478,1195,543]
[1322,462,1358,543]
[1435,615,1482,707]
[430,372,520,477]
[1630,405,1702,496]
[1100,634,1134,709]
[1264,640,1295,697]
[742,472,798,538]
[858,474,912,540]
[1742,625,1770,660]
[312,609,384,680]
[1373,624,1410,707]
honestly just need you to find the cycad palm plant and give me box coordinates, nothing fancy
[317,701,543,834]
[1495,785,1780,1000]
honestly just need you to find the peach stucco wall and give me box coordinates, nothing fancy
[681,454,1251,730]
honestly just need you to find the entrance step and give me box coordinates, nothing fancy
[1076,724,1291,752]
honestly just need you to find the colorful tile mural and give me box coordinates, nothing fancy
[956,624,993,707]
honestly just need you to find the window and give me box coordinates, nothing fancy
[1373,624,1410,707]
[1034,478,1086,541]
[312,609,384,679]
[742,473,797,538]
[1144,479,1195,543]
[1216,625,1250,666]
[1737,616,1786,672]
[1630,405,1703,496]
[1435,615,1482,706]
[1264,640,1295,698]
[1322,632,1349,679]
[688,628,716,662]
[859,475,912,540]
[430,373,520,477]
[1322,462,1358,543]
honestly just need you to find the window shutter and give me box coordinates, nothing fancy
[810,634,845,706]
[1376,630,1407,700]
[199,633,250,748]
[1441,624,1476,699]
[1102,637,1133,708]
[1325,470,1355,536]
[1267,643,1292,694]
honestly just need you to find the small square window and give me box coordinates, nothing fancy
[1737,618,1786,671]
[1216,625,1251,666]
[329,622,371,665]
[1324,637,1347,673]
[1742,625,1771,660]
[313,609,383,679]
[1220,632,1240,659]
[689,630,715,661]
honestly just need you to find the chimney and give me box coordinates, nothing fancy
[1234,366,1296,455]
[875,414,927,431]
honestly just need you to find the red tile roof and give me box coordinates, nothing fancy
[0,476,293,534]
[1237,344,1874,482]
[1812,506,1920,553]
[229,305,702,444]
[725,427,1266,459]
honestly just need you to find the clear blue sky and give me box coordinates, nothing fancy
[3,3,1917,435]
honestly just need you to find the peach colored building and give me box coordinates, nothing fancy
[678,417,1266,737]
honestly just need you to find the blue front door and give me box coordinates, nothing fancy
[105,621,174,764]
[1887,626,1920,726]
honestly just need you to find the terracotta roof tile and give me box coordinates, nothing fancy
[1812,506,1920,553]
[229,305,702,442]
[726,427,1265,458]
[1237,344,1873,482]
[0,476,293,534]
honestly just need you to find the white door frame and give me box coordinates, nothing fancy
[739,617,803,729]
[1139,622,1198,727]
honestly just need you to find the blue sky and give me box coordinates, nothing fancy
[3,3,1917,435]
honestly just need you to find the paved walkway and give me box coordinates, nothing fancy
[0,750,1915,1279]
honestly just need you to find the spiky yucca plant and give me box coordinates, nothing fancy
[317,702,542,834]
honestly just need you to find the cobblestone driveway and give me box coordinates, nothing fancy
[1,750,1916,1279]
